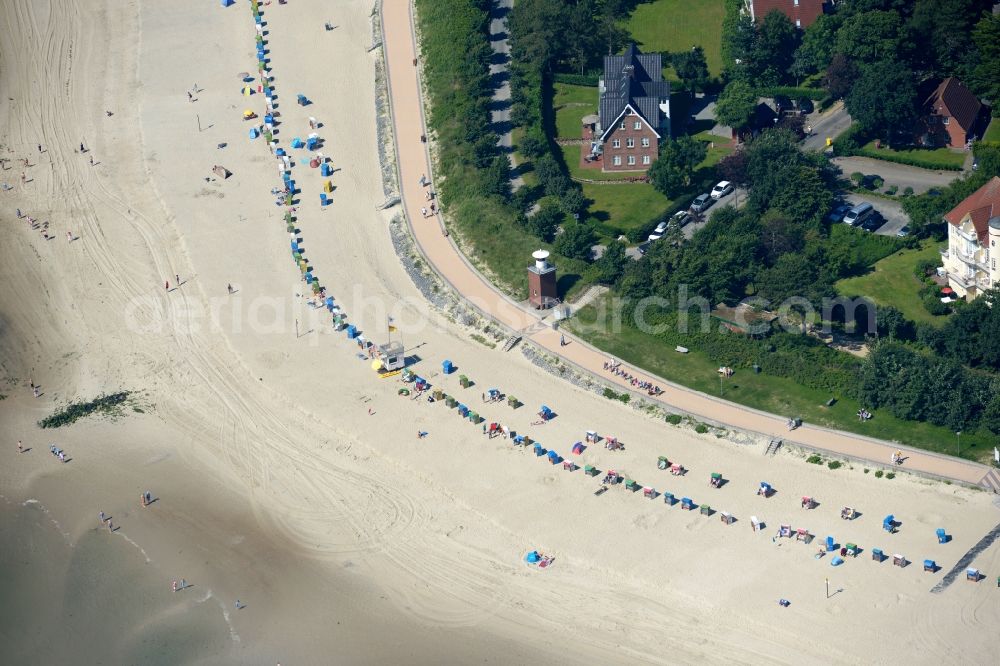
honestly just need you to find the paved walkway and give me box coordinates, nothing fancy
[380,2,995,490]
[488,0,523,190]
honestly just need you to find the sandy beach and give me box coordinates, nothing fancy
[2,0,999,663]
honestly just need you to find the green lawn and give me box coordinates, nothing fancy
[835,242,947,327]
[983,118,1000,144]
[583,182,672,239]
[567,293,993,461]
[553,83,598,139]
[858,141,967,170]
[627,0,726,77]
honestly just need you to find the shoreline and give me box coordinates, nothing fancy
[0,0,998,663]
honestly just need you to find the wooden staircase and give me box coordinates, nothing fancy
[980,469,1000,494]
[764,439,782,456]
[502,334,522,352]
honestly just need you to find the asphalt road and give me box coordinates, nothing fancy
[802,101,852,152]
[488,0,523,190]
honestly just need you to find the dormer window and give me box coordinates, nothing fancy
[943,117,950,125]
[620,120,626,129]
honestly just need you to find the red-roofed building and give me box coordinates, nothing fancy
[918,78,984,148]
[940,176,1000,299]
[744,0,828,29]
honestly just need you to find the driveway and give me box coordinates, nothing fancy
[844,193,908,236]
[488,0,523,190]
[832,156,959,194]
[681,188,744,239]
[802,101,852,152]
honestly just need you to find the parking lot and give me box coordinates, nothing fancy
[844,194,909,236]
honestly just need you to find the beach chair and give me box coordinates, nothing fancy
[923,559,936,573]
[720,512,734,525]
[872,548,884,562]
[795,528,812,543]
[681,497,694,510]
[663,492,676,506]
[625,479,639,492]
[699,504,711,516]
[840,506,856,520]
[603,470,619,485]
[825,536,836,552]
[533,444,544,457]
[892,554,906,568]
[750,516,761,532]
[657,456,669,470]
[643,486,656,499]
[966,568,979,581]
[845,543,858,557]
[936,528,947,544]
[801,496,816,509]
[562,460,576,472]
[758,482,773,498]
[669,463,684,476]
[779,524,792,538]
[584,465,599,477]
[883,515,896,533]
[710,473,722,488]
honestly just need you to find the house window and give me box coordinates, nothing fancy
[612,139,621,148]
[620,120,626,130]
[641,137,650,147]
[943,117,950,125]
[634,121,642,130]
[794,0,799,5]
[642,155,651,165]
[795,19,801,28]
[626,138,635,148]
[627,155,635,165]
[613,155,621,166]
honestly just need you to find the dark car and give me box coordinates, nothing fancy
[796,97,814,114]
[826,204,851,223]
[690,193,713,213]
[861,212,885,232]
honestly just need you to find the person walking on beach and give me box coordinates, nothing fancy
[99,511,106,524]
[235,599,241,609]
[175,274,180,287]
[172,580,178,592]
[187,92,193,102]
[107,519,114,532]
[165,280,169,292]
[141,493,146,507]
[33,385,40,398]
[89,155,94,166]
[37,144,42,153]
[227,283,233,295]
[66,231,73,242]
[16,208,21,218]
[17,440,23,453]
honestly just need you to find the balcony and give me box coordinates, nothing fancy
[951,250,990,273]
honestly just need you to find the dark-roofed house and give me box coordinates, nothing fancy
[919,78,984,148]
[594,44,670,173]
[744,0,829,29]
[940,176,1000,299]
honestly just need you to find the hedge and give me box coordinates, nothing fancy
[553,72,598,87]
[757,86,828,101]
[853,146,964,172]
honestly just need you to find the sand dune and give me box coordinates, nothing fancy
[0,0,998,663]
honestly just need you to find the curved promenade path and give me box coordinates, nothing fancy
[381,2,997,490]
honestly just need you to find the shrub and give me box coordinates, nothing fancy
[886,185,898,195]
[854,146,963,171]
[870,176,884,190]
[39,392,131,428]
[864,468,870,474]
[922,295,951,316]
[914,258,937,279]
[694,424,709,434]
[806,454,823,464]
[875,469,884,478]
[903,186,914,196]
[665,413,682,425]
[552,72,599,87]
[885,472,895,479]
[827,460,842,470]
[850,172,865,187]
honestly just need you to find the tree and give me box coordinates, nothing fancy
[716,149,749,192]
[672,46,709,93]
[534,153,569,197]
[554,221,596,260]
[751,10,801,86]
[759,209,804,263]
[875,305,914,340]
[559,187,587,218]
[825,54,856,100]
[907,0,993,79]
[527,202,564,242]
[518,132,546,159]
[846,61,917,142]
[722,11,757,70]
[648,136,708,197]
[755,253,822,304]
[970,13,1000,105]
[835,10,903,67]
[793,14,841,78]
[714,80,757,131]
[594,239,627,284]
[479,156,512,200]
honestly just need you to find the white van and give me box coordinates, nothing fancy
[843,202,874,226]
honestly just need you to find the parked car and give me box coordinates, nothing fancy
[670,210,691,228]
[647,232,663,242]
[843,202,874,226]
[861,212,884,232]
[653,220,668,235]
[710,181,734,200]
[896,225,910,237]
[690,193,713,213]
[637,241,651,255]
[795,97,814,114]
[826,204,851,223]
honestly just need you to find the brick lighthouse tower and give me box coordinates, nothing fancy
[527,249,557,309]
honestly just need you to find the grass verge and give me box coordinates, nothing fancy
[626,0,726,77]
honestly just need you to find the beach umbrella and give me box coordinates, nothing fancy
[323,180,334,193]
[371,359,384,371]
[941,287,953,294]
[242,85,253,96]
